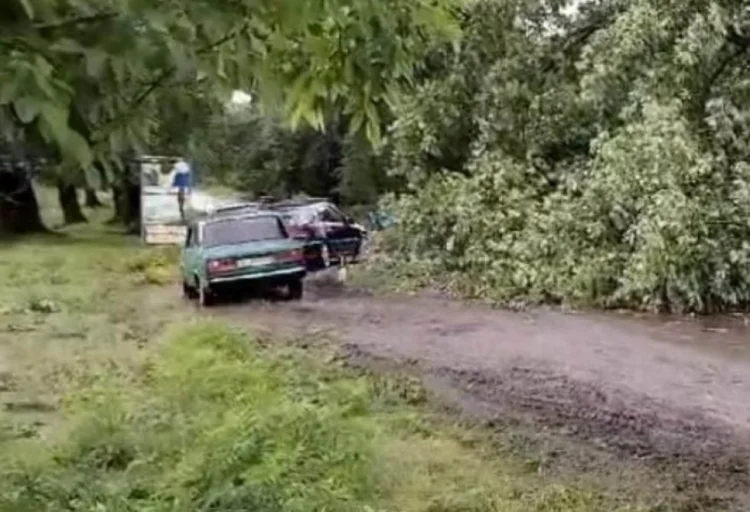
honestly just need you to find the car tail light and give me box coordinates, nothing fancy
[275,249,303,263]
[207,258,237,273]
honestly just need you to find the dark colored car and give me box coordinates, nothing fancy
[268,199,367,269]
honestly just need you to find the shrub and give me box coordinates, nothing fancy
[382,102,750,312]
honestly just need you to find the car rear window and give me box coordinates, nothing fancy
[203,216,286,247]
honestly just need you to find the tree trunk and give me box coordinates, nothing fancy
[109,181,140,233]
[122,182,141,234]
[57,181,87,224]
[0,169,46,234]
[109,186,124,224]
[84,187,103,208]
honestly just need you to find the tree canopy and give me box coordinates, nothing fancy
[0,0,458,233]
[0,0,459,174]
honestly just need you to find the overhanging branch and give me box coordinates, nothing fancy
[91,21,251,146]
[33,12,119,32]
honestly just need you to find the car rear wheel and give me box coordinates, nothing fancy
[351,239,364,263]
[287,279,303,300]
[319,243,331,269]
[198,280,216,307]
[182,280,198,299]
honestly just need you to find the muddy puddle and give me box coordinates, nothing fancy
[597,309,750,359]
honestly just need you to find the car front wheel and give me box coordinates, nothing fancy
[351,239,365,263]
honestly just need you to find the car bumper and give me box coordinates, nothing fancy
[208,266,306,287]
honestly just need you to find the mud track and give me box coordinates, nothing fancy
[210,275,750,506]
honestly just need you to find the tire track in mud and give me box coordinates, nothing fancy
[210,276,750,502]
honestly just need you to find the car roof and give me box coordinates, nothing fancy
[270,198,330,208]
[210,202,262,215]
[198,210,280,227]
[215,201,257,209]
[271,201,329,212]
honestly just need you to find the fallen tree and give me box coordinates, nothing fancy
[380,0,750,314]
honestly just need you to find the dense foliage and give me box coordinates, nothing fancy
[191,105,394,206]
[0,0,457,232]
[1,0,456,162]
[378,0,750,313]
[6,0,750,314]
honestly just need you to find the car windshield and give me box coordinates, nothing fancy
[319,204,345,222]
[203,216,285,247]
[282,206,317,225]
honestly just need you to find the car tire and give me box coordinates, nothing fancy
[319,243,331,269]
[287,279,303,300]
[351,240,363,263]
[197,279,215,307]
[182,280,198,299]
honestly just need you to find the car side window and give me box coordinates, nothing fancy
[292,207,316,224]
[320,205,344,223]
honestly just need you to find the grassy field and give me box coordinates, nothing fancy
[0,189,653,511]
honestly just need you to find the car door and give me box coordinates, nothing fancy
[318,204,361,258]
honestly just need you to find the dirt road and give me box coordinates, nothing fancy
[210,275,750,504]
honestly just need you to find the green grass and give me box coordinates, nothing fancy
[0,190,179,442]
[0,323,619,512]
[0,191,651,512]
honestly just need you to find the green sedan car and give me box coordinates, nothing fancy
[180,212,307,306]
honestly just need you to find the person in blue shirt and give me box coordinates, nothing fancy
[170,158,191,222]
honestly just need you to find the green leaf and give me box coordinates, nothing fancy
[302,105,324,131]
[18,0,34,20]
[365,117,381,147]
[13,97,39,123]
[349,110,365,134]
[65,130,94,169]
[84,49,108,79]
[38,101,71,147]
[49,38,85,55]
[83,165,101,189]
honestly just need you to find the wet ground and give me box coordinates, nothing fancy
[204,272,750,507]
